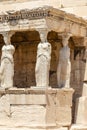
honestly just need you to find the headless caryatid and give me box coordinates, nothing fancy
[57,34,71,88]
[0,33,15,89]
[35,33,51,87]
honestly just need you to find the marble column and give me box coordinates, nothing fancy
[57,33,71,88]
[0,31,15,89]
[35,30,51,87]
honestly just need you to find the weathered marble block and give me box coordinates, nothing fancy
[56,89,73,107]
[11,105,46,126]
[46,88,73,107]
[46,88,74,126]
[0,88,74,128]
[56,107,71,126]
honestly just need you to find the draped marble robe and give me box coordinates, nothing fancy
[0,45,15,89]
[35,42,51,87]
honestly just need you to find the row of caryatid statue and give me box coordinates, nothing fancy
[0,32,71,89]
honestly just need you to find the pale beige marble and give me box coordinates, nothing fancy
[57,34,71,88]
[0,45,15,89]
[35,33,51,87]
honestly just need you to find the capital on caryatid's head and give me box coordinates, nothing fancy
[37,29,49,43]
[1,31,15,45]
[62,32,72,47]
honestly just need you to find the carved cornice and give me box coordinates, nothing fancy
[0,7,51,25]
[0,6,87,27]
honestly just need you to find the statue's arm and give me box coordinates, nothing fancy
[48,43,52,59]
[0,60,5,75]
[48,43,51,69]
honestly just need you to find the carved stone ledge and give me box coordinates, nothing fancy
[0,6,51,25]
[0,87,74,95]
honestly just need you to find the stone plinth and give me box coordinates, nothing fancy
[0,87,74,129]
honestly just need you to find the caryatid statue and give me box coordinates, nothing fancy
[57,33,71,88]
[35,32,51,87]
[0,33,15,89]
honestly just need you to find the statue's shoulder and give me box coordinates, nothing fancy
[2,45,6,51]
[37,42,42,48]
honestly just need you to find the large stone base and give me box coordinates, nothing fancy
[0,87,74,128]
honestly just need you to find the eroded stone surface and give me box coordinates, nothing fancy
[46,88,74,126]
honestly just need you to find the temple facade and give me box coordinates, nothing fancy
[0,1,87,130]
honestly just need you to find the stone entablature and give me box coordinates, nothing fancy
[0,7,51,24]
[0,6,86,26]
[0,6,87,38]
